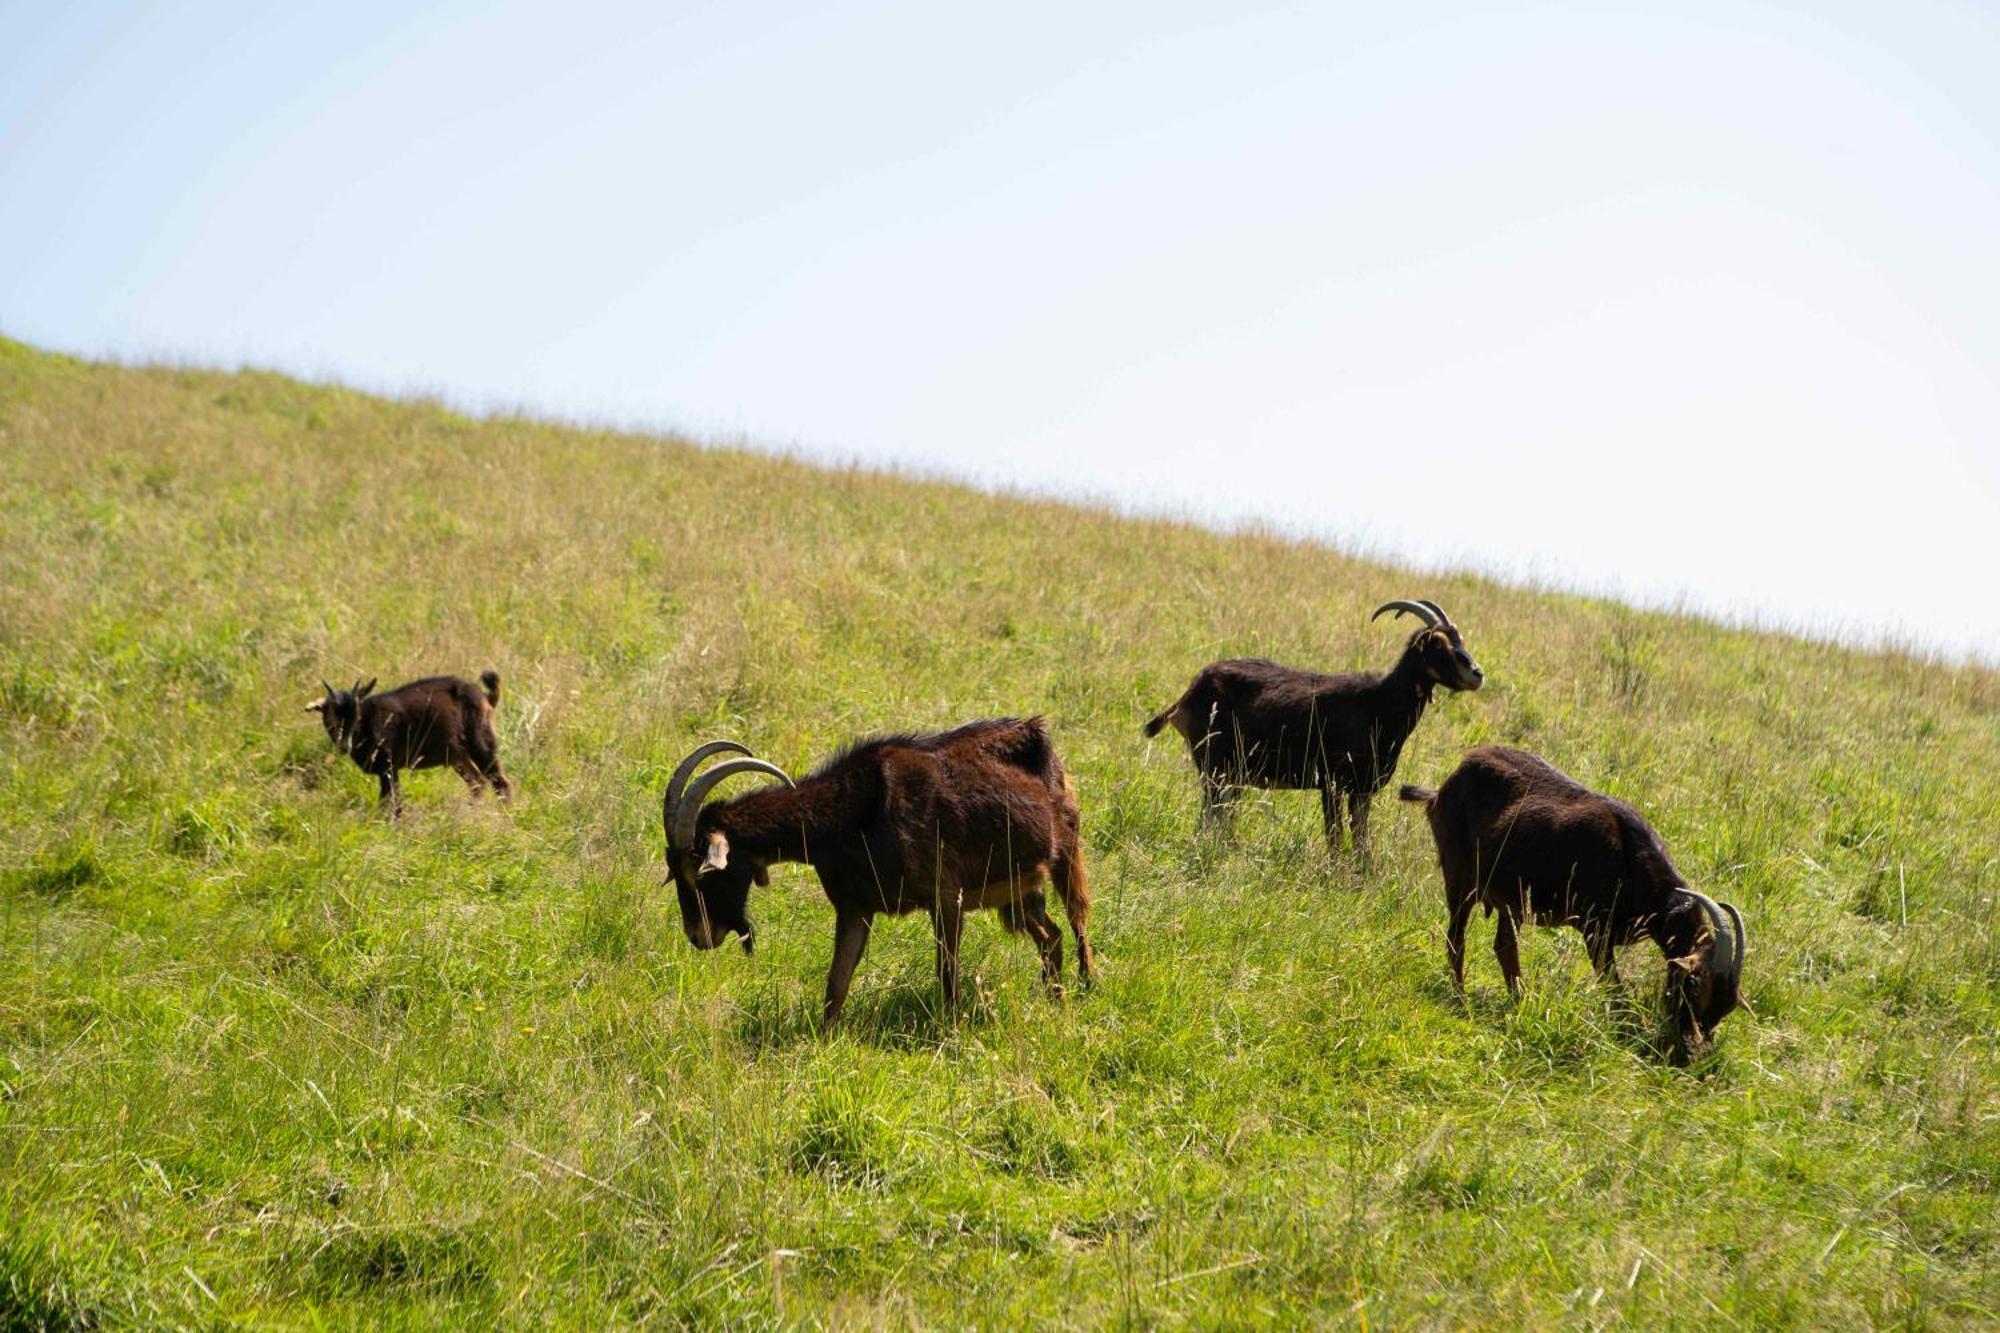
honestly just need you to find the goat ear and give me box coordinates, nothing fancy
[700,832,730,873]
[304,699,326,713]
[356,678,376,698]
[1667,955,1699,975]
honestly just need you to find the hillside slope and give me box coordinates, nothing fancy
[2,337,1995,1326]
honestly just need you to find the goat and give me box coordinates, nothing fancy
[305,671,511,814]
[1142,598,1483,858]
[661,718,1093,1027]
[1399,746,1748,1061]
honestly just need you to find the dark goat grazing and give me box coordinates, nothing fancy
[662,718,1094,1027]
[1399,746,1747,1061]
[1142,598,1483,857]
[306,671,511,814]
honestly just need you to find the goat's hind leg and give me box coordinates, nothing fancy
[472,725,513,802]
[1000,893,1064,992]
[1445,891,1475,999]
[1050,847,1095,988]
[1492,909,1524,999]
[451,754,488,798]
[1198,770,1238,836]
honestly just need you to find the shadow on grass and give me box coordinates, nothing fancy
[734,975,1011,1053]
[1416,967,1700,1070]
[0,1231,105,1331]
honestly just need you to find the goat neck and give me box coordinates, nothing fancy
[706,769,854,865]
[1373,638,1440,730]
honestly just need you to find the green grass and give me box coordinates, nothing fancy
[1,334,1995,1327]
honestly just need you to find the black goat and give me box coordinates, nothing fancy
[305,671,511,814]
[662,718,1093,1027]
[1399,746,1748,1061]
[1142,599,1483,857]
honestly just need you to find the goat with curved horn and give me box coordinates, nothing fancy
[303,670,510,814]
[661,718,1096,1028]
[1145,596,1484,863]
[1398,746,1750,1063]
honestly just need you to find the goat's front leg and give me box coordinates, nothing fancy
[932,888,965,1014]
[377,769,401,817]
[1347,790,1374,867]
[823,911,873,1029]
[1585,926,1622,986]
[1319,784,1347,854]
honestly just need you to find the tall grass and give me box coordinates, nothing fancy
[1,336,1995,1326]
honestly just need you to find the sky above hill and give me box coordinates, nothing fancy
[4,1,1997,659]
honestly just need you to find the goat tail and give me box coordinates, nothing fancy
[1141,698,1182,738]
[1398,784,1437,806]
[480,670,502,708]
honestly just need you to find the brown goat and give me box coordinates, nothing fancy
[1143,598,1483,859]
[1399,746,1747,1061]
[662,718,1093,1027]
[305,671,511,814]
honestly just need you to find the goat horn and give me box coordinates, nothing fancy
[1687,890,1742,992]
[1416,599,1455,628]
[322,680,336,698]
[1371,600,1441,628]
[1722,899,1748,997]
[672,758,796,855]
[663,740,754,846]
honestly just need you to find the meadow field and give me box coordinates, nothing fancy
[2,335,1996,1327]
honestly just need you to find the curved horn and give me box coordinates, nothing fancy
[1721,899,1747,995]
[1687,891,1742,990]
[672,758,796,855]
[1371,600,1441,628]
[1415,599,1455,629]
[663,740,754,846]
[322,680,336,698]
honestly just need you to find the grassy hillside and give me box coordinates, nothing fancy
[1,336,1995,1328]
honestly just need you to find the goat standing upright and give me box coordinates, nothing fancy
[1400,746,1748,1061]
[662,718,1094,1027]
[1143,599,1483,858]
[306,671,511,814]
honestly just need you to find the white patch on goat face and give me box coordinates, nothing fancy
[700,831,730,874]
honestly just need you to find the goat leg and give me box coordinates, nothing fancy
[1585,927,1622,986]
[932,890,965,1015]
[1446,896,1474,997]
[1493,910,1523,998]
[1347,790,1373,868]
[1021,892,1065,993]
[1319,784,1346,854]
[822,911,872,1029]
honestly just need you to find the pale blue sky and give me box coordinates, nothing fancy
[4,1,1997,658]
